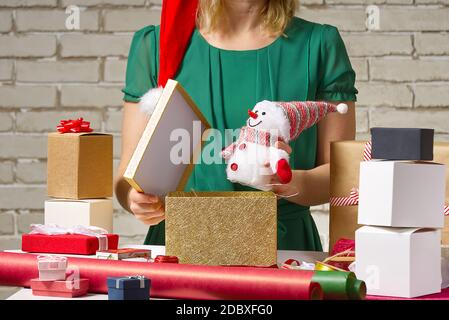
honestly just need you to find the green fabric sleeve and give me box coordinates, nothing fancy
[122,25,159,103]
[316,25,358,102]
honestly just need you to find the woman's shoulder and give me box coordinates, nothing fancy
[128,25,160,57]
[287,16,342,43]
[132,24,160,41]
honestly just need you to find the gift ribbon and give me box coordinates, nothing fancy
[330,185,449,214]
[115,276,146,289]
[329,141,371,206]
[30,224,109,251]
[154,255,179,263]
[280,259,315,271]
[56,117,93,133]
[37,255,67,270]
[280,259,365,300]
[329,187,359,207]
[311,271,366,300]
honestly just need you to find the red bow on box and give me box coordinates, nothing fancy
[56,118,93,134]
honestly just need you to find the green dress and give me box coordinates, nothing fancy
[122,17,358,251]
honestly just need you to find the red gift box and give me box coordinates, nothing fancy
[22,233,119,255]
[31,278,89,298]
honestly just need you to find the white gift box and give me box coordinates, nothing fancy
[44,199,113,233]
[358,161,446,228]
[37,255,67,281]
[355,226,441,298]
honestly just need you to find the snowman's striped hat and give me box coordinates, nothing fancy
[276,101,348,140]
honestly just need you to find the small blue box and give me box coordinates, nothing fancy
[107,276,151,300]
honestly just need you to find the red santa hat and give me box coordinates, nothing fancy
[140,0,199,114]
[276,101,348,140]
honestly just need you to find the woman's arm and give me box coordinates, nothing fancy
[114,102,165,225]
[274,101,356,206]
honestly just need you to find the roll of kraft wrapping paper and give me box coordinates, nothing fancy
[0,252,322,300]
[312,271,366,300]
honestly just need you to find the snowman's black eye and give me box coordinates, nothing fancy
[255,110,258,113]
[262,112,266,115]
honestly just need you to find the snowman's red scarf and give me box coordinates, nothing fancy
[222,126,284,159]
[237,126,284,146]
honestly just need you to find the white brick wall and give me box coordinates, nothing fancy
[0,0,448,257]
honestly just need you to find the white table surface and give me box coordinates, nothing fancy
[4,245,328,300]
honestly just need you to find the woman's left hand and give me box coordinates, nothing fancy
[265,141,300,198]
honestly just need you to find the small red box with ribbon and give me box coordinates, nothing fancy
[22,224,119,255]
[30,278,90,298]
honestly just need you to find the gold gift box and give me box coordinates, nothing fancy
[165,191,277,266]
[329,140,449,249]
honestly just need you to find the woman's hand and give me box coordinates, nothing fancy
[265,141,300,198]
[128,188,165,225]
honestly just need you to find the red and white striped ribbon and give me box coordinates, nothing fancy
[331,188,449,215]
[329,141,371,206]
[329,188,359,207]
[363,141,372,161]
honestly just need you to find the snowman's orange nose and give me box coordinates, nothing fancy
[248,110,258,119]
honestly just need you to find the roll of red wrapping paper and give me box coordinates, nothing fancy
[312,271,366,300]
[0,252,322,300]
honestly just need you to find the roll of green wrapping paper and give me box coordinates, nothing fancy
[312,271,366,300]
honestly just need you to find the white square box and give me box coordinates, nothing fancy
[355,226,441,298]
[358,161,446,228]
[44,199,113,233]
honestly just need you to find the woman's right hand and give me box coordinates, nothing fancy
[128,188,165,225]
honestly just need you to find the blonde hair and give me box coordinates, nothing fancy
[197,0,299,36]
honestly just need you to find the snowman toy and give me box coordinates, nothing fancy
[221,100,348,191]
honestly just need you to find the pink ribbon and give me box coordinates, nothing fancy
[37,255,67,270]
[30,224,109,251]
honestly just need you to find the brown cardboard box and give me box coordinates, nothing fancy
[434,143,449,244]
[329,140,367,250]
[47,132,113,199]
[329,140,449,249]
[165,191,277,266]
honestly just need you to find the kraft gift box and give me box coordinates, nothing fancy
[355,226,441,298]
[435,144,449,244]
[124,79,210,197]
[329,140,366,249]
[358,160,446,228]
[371,127,434,161]
[47,132,113,199]
[44,199,113,233]
[165,191,277,266]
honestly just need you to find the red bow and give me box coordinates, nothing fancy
[56,118,93,133]
[153,255,179,263]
